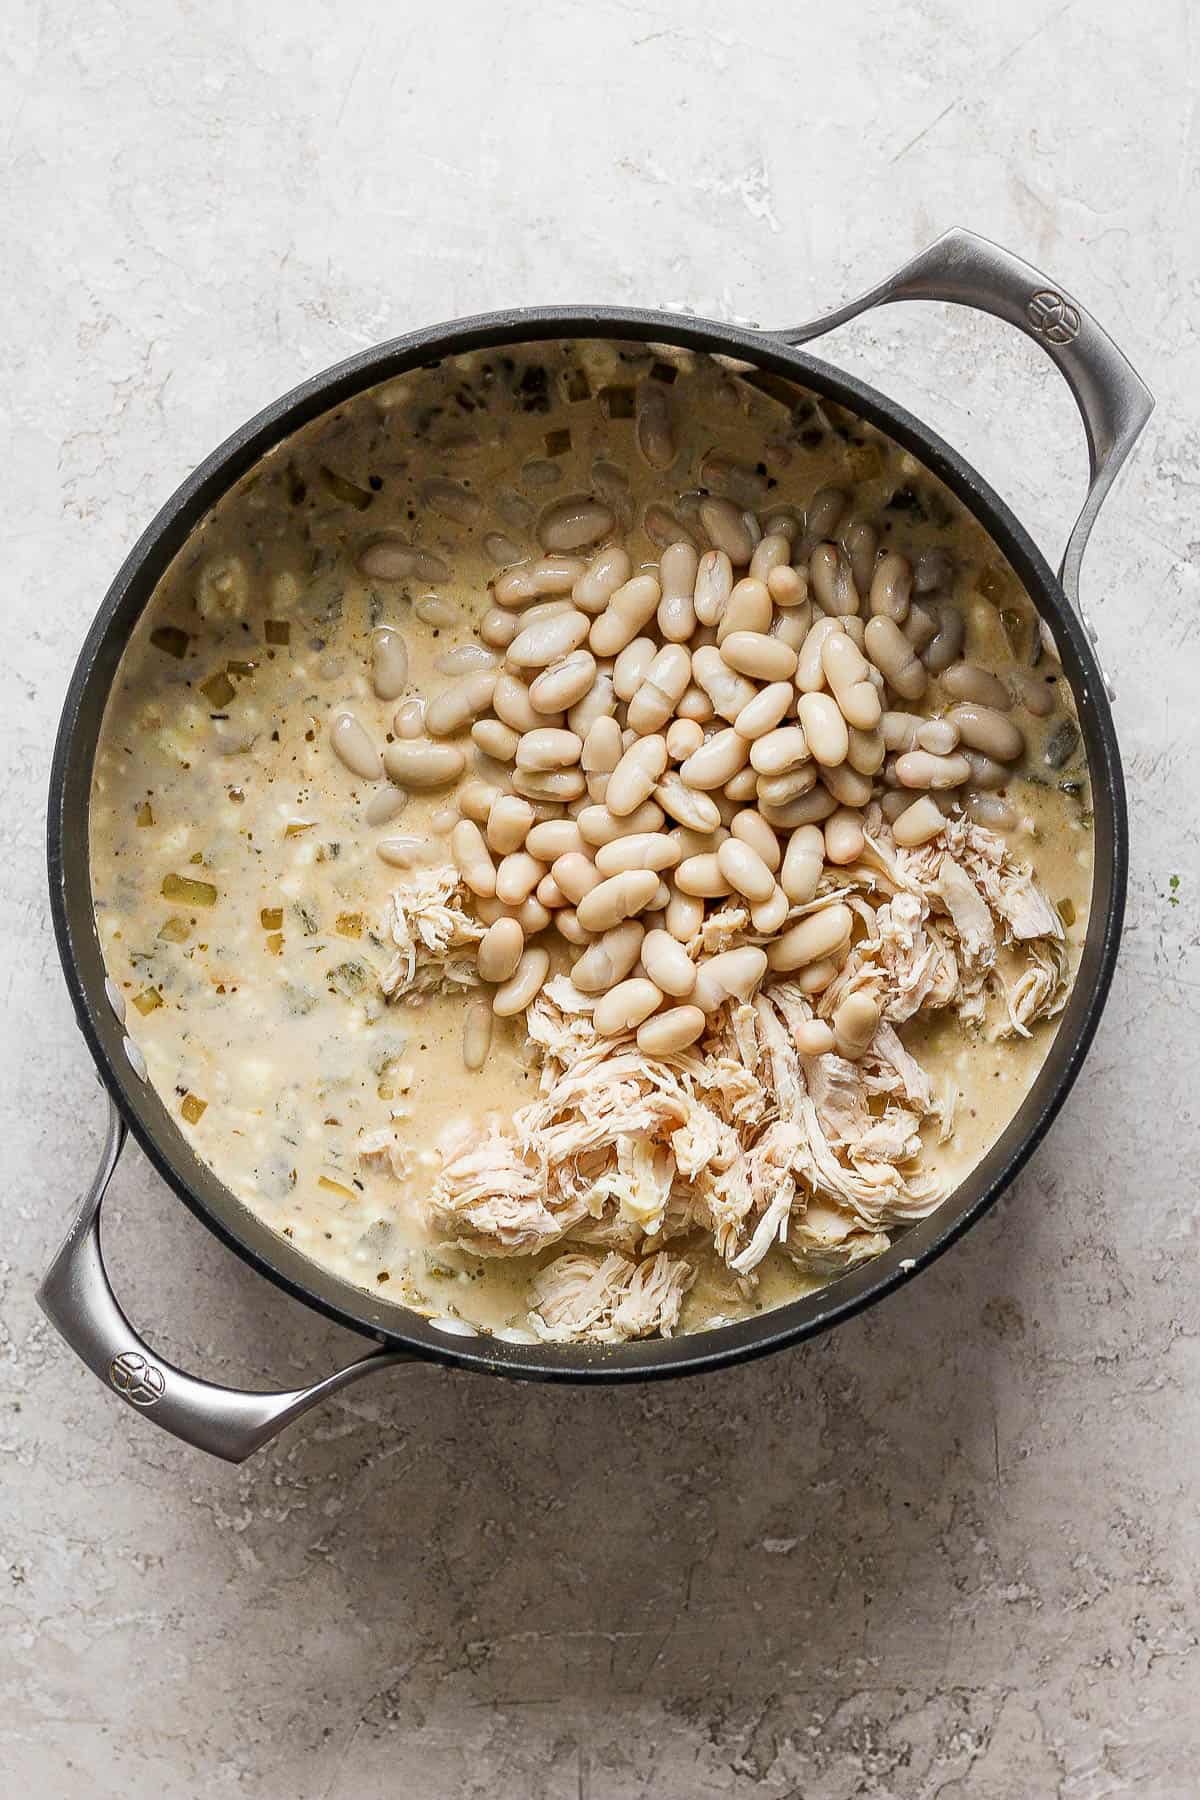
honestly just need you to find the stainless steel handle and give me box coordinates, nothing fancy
[773,227,1154,698]
[38,1098,414,1462]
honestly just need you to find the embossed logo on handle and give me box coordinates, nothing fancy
[109,1350,166,1407]
[1027,289,1081,344]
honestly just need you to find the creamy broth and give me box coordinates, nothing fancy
[89,341,1093,1340]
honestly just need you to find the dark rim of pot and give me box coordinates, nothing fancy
[47,306,1127,1383]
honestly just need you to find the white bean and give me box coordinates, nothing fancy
[414,593,459,629]
[750,726,810,776]
[636,1005,705,1055]
[916,718,961,755]
[457,778,502,825]
[495,851,545,905]
[654,772,723,833]
[516,727,582,771]
[424,671,498,738]
[627,644,692,734]
[730,809,781,870]
[755,765,817,807]
[666,717,705,761]
[330,711,382,780]
[636,382,675,470]
[869,552,912,623]
[864,616,928,701]
[486,794,536,855]
[494,555,587,607]
[472,718,519,762]
[796,692,849,767]
[580,714,624,774]
[795,615,847,692]
[843,520,878,600]
[480,606,520,649]
[572,921,645,993]
[538,495,615,552]
[640,928,697,998]
[511,767,586,802]
[821,632,882,730]
[759,787,837,829]
[382,739,465,788]
[573,544,633,615]
[606,735,669,816]
[462,997,495,1071]
[946,702,1025,763]
[664,886,704,943]
[733,682,793,741]
[833,990,881,1061]
[679,728,750,791]
[594,978,663,1036]
[366,784,408,827]
[492,947,550,1016]
[766,904,852,971]
[477,917,525,983]
[824,807,865,865]
[370,628,409,701]
[595,832,681,876]
[809,543,861,617]
[895,750,972,789]
[377,834,439,869]
[720,630,797,682]
[692,946,768,1011]
[589,574,662,657]
[891,795,947,847]
[693,549,734,627]
[700,496,756,564]
[507,608,591,670]
[451,819,497,897]
[717,837,775,904]
[526,819,584,861]
[657,541,699,642]
[690,644,758,723]
[724,766,760,803]
[578,800,665,846]
[575,868,660,931]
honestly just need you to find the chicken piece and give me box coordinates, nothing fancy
[529,1249,694,1343]
[379,866,485,1001]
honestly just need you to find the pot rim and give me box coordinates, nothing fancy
[46,303,1127,1382]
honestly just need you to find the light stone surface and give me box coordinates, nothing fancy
[2,2,1198,1795]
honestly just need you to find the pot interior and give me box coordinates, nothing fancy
[49,313,1126,1380]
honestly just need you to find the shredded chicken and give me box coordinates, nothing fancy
[385,819,1071,1343]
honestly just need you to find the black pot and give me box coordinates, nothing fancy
[40,229,1152,1461]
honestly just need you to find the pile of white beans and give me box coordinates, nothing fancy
[330,489,1036,1068]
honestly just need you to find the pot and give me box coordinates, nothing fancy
[40,229,1152,1461]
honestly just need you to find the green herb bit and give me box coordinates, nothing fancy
[264,619,291,646]
[132,987,163,1015]
[161,873,218,906]
[318,465,373,510]
[150,625,190,659]
[201,671,236,708]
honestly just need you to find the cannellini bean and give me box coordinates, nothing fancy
[457,778,502,824]
[841,520,878,600]
[330,712,382,780]
[882,711,924,753]
[730,808,781,871]
[966,793,1018,830]
[640,929,697,998]
[963,749,1008,790]
[526,819,584,861]
[756,765,817,807]
[824,807,865,865]
[366,784,408,827]
[847,724,885,775]
[593,978,663,1036]
[864,615,928,701]
[895,749,972,789]
[575,869,660,932]
[414,593,459,629]
[516,727,582,771]
[692,549,734,627]
[538,495,615,553]
[820,761,872,808]
[517,895,552,935]
[382,739,466,789]
[692,946,768,1012]
[394,698,426,740]
[572,920,645,993]
[749,532,791,584]
[922,603,965,673]
[578,800,665,846]
[833,990,881,1061]
[676,682,715,723]
[946,702,1025,762]
[549,852,600,903]
[759,787,837,829]
[536,873,566,909]
[492,671,547,734]
[480,606,520,649]
[595,832,681,877]
[717,837,775,904]
[734,682,793,741]
[606,735,669,816]
[795,615,846,692]
[766,903,853,971]
[370,628,409,701]
[675,853,733,898]
[793,1018,836,1056]
[915,546,955,593]
[720,630,797,682]
[637,1005,705,1055]
[750,725,810,776]
[494,555,587,607]
[767,563,809,608]
[751,884,790,934]
[462,997,494,1071]
[628,644,692,733]
[484,530,524,566]
[664,886,704,942]
[477,917,525,983]
[942,662,1012,710]
[613,636,657,701]
[528,648,598,713]
[716,577,773,644]
[916,718,960,755]
[451,820,497,897]
[679,728,750,791]
[424,671,498,737]
[486,794,536,854]
[437,644,499,677]
[472,718,519,762]
[644,505,696,551]
[588,574,662,657]
[800,486,847,558]
[511,766,587,801]
[904,601,939,653]
[357,537,449,583]
[869,552,912,623]
[891,794,947,847]
[796,692,849,768]
[699,496,756,564]
[377,833,439,869]
[654,772,723,833]
[1009,669,1056,717]
[567,675,617,744]
[556,907,590,945]
[794,957,837,995]
[495,851,545,905]
[421,477,481,525]
[809,543,861,617]
[656,541,699,642]
[580,714,623,775]
[636,382,675,470]
[724,766,760,803]
[666,716,704,761]
[573,544,633,615]
[690,644,758,722]
[492,947,550,1016]
[507,608,590,669]
[821,633,882,730]
[762,508,801,543]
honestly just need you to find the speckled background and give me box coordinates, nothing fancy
[3,2,1197,1795]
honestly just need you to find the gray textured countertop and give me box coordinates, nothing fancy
[3,3,1197,1794]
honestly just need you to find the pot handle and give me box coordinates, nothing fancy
[37,1097,414,1463]
[771,226,1154,698]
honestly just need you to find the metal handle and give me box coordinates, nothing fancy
[773,227,1154,697]
[37,1098,415,1462]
